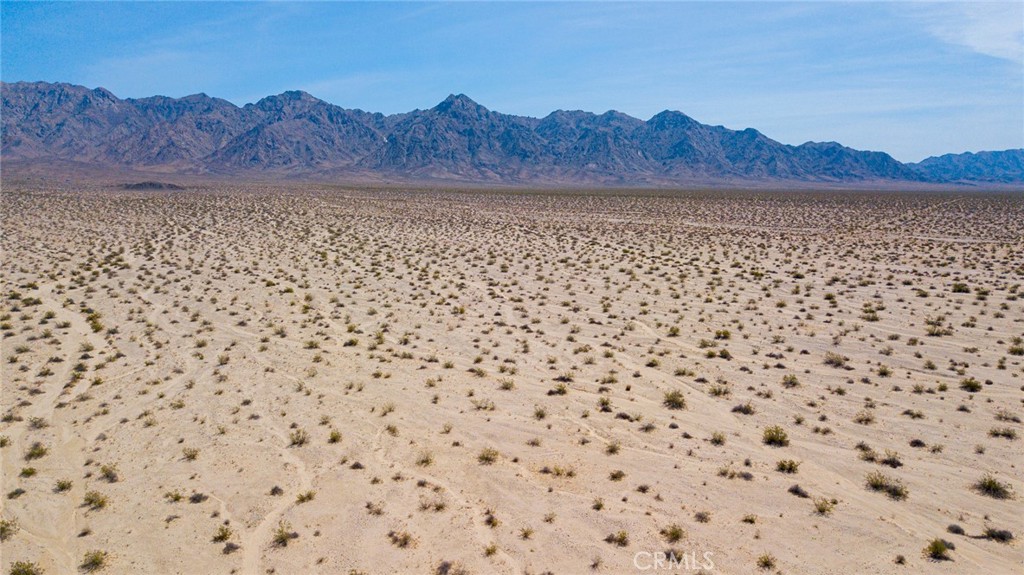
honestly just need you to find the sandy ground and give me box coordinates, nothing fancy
[1,182,1022,575]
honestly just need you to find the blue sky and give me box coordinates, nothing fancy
[2,1,1021,162]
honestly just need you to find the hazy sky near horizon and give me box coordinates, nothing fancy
[2,1,1021,162]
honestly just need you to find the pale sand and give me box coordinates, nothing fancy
[1,183,1021,574]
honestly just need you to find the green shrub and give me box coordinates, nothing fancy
[663,390,686,410]
[80,550,108,572]
[776,460,800,473]
[973,473,1013,499]
[762,426,789,446]
[923,538,951,561]
[9,560,44,575]
[866,471,908,500]
[478,448,499,465]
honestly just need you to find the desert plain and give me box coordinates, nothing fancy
[1,181,1022,575]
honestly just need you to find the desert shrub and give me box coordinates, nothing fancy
[289,428,309,446]
[604,530,629,546]
[853,411,875,425]
[660,523,685,543]
[24,442,48,460]
[762,426,789,446]
[973,473,1013,499]
[477,448,499,465]
[663,390,686,410]
[272,520,294,547]
[9,561,44,575]
[923,538,952,561]
[776,460,800,473]
[732,402,755,415]
[212,525,233,543]
[823,351,848,368]
[880,450,903,468]
[866,471,908,500]
[0,518,19,541]
[788,484,809,498]
[959,377,982,392]
[83,491,108,510]
[813,497,835,515]
[416,451,434,467]
[100,464,119,482]
[989,427,1017,440]
[982,526,1014,543]
[80,550,108,572]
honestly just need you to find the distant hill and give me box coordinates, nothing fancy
[908,150,1024,184]
[2,81,1020,186]
[120,181,185,191]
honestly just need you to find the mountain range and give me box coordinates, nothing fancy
[2,81,1022,186]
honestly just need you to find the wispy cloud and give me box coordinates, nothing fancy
[913,1,1023,62]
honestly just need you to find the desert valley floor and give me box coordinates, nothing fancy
[1,183,1022,575]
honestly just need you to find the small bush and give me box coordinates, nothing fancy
[289,428,309,446]
[823,351,848,368]
[604,530,629,546]
[973,473,1013,499]
[272,520,294,547]
[989,427,1017,440]
[853,410,875,425]
[776,460,801,474]
[813,497,835,515]
[0,518,19,541]
[959,377,982,392]
[83,491,108,510]
[923,538,952,561]
[732,402,755,415]
[9,561,44,575]
[762,426,789,446]
[982,526,1014,543]
[866,471,908,500]
[212,525,233,543]
[477,448,499,465]
[24,442,48,461]
[662,390,686,410]
[660,523,685,543]
[100,464,119,482]
[80,550,108,572]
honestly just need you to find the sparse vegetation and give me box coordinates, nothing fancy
[1,182,1018,573]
